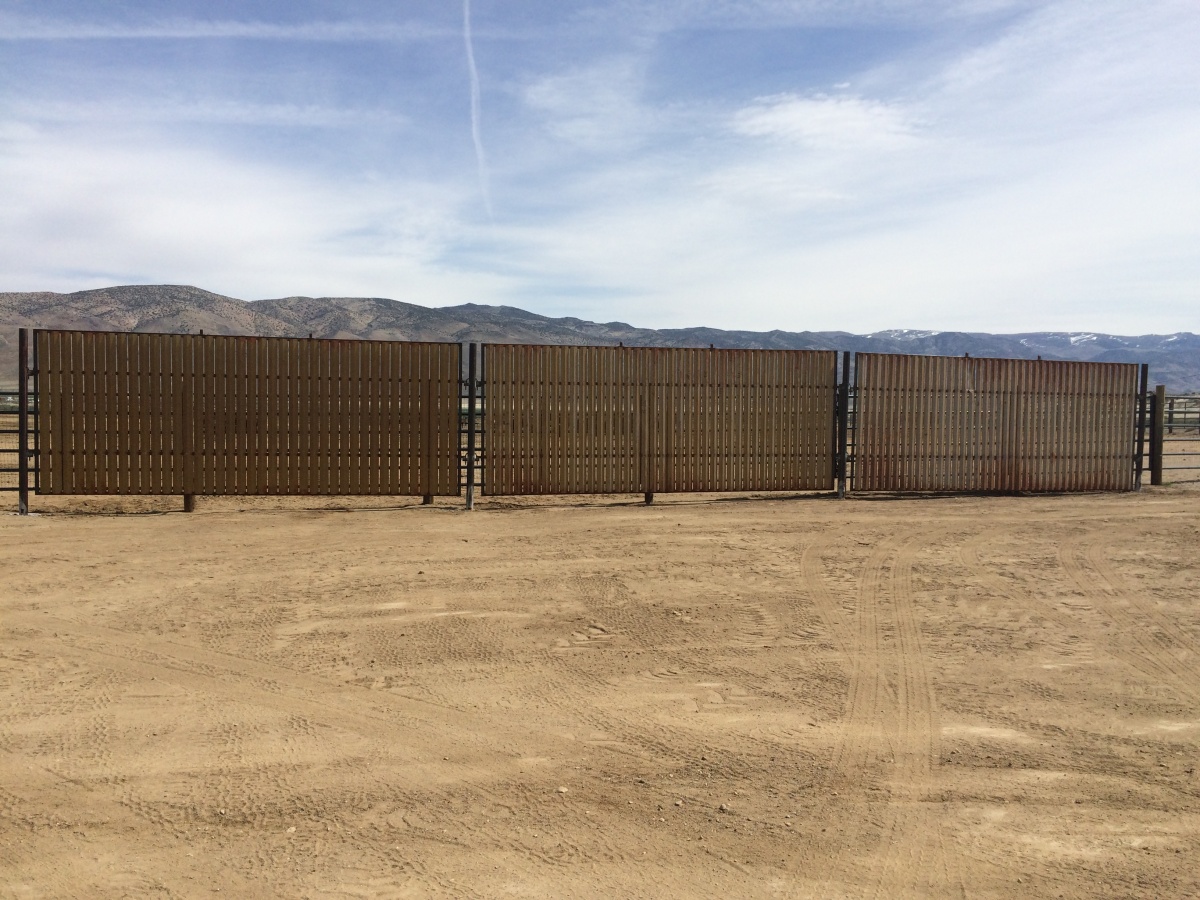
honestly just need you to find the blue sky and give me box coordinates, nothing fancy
[1,1,1197,334]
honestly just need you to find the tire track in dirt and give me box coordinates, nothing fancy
[873,529,964,900]
[798,528,857,659]
[4,609,577,781]
[539,575,819,772]
[799,525,962,899]
[787,528,964,900]
[3,609,643,885]
[0,745,263,898]
[1057,533,1200,705]
[959,530,1189,698]
[1081,535,1200,675]
[828,536,894,784]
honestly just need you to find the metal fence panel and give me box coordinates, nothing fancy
[482,344,837,495]
[853,353,1138,492]
[35,331,461,496]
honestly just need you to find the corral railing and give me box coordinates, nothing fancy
[481,344,838,495]
[33,330,461,497]
[851,354,1140,492]
[1144,389,1200,484]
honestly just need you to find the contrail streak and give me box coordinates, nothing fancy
[463,0,492,218]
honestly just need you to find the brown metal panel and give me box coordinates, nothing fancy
[325,338,338,495]
[375,340,389,493]
[83,331,99,493]
[135,334,151,493]
[381,340,395,494]
[855,353,1138,493]
[285,338,300,494]
[374,341,388,494]
[400,339,415,494]
[547,343,558,493]
[38,332,56,493]
[213,336,226,495]
[35,332,53,493]
[421,342,435,495]
[47,331,64,493]
[249,338,263,494]
[416,343,430,496]
[90,332,106,492]
[418,341,431,495]
[343,342,356,494]
[66,332,81,493]
[236,337,250,494]
[111,333,127,493]
[362,340,375,493]
[479,343,833,496]
[351,340,364,494]
[270,337,285,493]
[124,333,139,493]
[95,333,112,492]
[489,344,504,494]
[395,339,409,494]
[312,339,326,496]
[175,334,191,495]
[221,337,235,494]
[438,341,456,495]
[227,337,241,494]
[326,338,339,494]
[386,340,400,494]
[298,338,311,495]
[316,338,331,494]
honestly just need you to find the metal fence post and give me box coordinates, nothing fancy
[837,351,850,499]
[18,328,29,515]
[1150,383,1165,486]
[1134,363,1149,491]
[465,342,477,510]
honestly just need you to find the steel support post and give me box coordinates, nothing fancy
[837,351,850,499]
[18,328,30,515]
[1134,363,1149,490]
[1150,384,1165,486]
[465,342,477,510]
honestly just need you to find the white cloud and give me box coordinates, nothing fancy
[0,16,453,42]
[521,58,657,152]
[9,99,409,130]
[732,93,919,149]
[0,126,506,302]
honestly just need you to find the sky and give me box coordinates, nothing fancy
[1,1,1197,335]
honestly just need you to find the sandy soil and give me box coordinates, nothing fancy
[2,484,1199,899]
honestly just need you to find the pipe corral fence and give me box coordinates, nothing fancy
[4,328,1171,513]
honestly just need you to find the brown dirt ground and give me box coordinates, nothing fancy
[2,482,1199,899]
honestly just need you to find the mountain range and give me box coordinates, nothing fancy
[2,284,1196,391]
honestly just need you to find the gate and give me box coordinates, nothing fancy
[481,344,837,495]
[33,330,461,497]
[852,354,1139,492]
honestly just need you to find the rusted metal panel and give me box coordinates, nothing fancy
[481,344,837,495]
[853,353,1138,492]
[33,330,461,496]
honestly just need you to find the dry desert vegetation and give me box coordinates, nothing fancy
[2,480,1199,899]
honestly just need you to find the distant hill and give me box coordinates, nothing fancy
[2,284,1197,391]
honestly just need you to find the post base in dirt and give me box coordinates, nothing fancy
[422,494,433,505]
[644,492,654,505]
[183,494,195,513]
[465,487,475,511]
